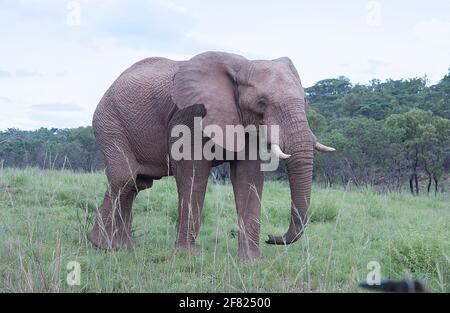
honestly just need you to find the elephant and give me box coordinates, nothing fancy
[88,51,335,260]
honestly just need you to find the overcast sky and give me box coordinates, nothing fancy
[0,0,449,130]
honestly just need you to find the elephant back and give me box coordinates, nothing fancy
[111,57,179,110]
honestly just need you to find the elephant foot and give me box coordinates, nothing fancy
[175,241,199,252]
[239,249,264,261]
[88,227,134,250]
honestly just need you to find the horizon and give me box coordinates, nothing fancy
[1,0,449,130]
[0,72,448,132]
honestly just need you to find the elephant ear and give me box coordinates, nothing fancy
[272,57,301,82]
[273,56,306,105]
[172,52,247,152]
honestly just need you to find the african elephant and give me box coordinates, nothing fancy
[88,51,335,260]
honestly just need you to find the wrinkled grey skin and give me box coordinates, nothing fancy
[89,51,327,260]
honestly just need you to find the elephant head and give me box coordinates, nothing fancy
[172,51,335,245]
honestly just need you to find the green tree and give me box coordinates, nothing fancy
[385,109,449,195]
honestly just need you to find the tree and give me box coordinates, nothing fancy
[315,117,391,187]
[385,109,450,195]
[418,115,450,195]
[305,77,352,119]
[424,69,450,119]
[0,126,102,171]
[307,108,327,135]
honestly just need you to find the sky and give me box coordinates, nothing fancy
[0,0,449,130]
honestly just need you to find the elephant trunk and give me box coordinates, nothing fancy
[266,103,314,245]
[266,149,313,244]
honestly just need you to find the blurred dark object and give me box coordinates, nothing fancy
[359,279,426,293]
[210,163,230,183]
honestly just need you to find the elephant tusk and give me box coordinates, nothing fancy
[315,142,336,152]
[271,144,291,159]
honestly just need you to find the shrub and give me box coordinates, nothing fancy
[387,234,446,277]
[309,197,339,223]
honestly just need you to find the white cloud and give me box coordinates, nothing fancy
[0,0,194,130]
[151,0,189,13]
[414,18,450,49]
[31,103,82,112]
[0,35,191,129]
[1,1,450,130]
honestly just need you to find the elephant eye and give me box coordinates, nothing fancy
[257,99,267,107]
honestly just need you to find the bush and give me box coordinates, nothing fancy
[387,234,446,278]
[309,196,339,223]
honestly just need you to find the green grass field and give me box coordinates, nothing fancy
[0,168,448,292]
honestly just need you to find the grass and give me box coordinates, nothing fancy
[0,168,448,292]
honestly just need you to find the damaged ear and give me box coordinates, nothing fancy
[172,52,247,152]
[272,57,302,83]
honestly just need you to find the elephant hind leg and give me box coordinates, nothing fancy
[89,186,136,250]
[89,146,142,250]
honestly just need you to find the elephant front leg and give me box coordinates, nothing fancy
[231,159,264,260]
[173,160,211,250]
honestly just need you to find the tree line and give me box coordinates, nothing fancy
[1,70,449,194]
[307,70,450,194]
[0,127,102,172]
